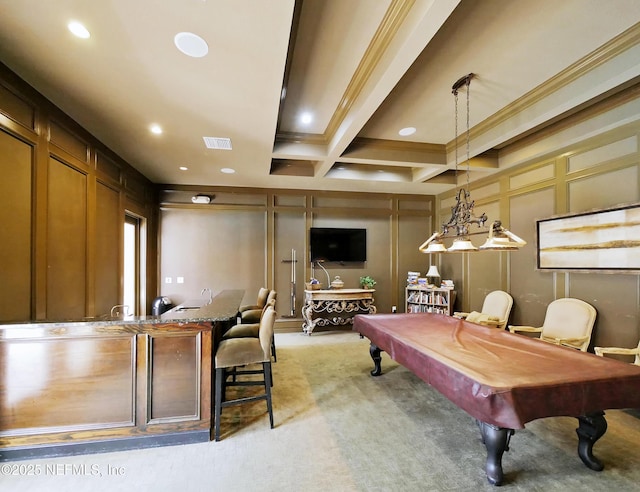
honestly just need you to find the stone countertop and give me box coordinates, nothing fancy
[0,289,245,330]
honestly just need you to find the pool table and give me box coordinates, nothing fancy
[353,313,640,486]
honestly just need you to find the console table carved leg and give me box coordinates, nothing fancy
[478,421,514,486]
[576,411,607,471]
[369,343,382,376]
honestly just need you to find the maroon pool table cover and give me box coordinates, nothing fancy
[353,313,640,429]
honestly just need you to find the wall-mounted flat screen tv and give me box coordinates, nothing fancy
[310,227,367,262]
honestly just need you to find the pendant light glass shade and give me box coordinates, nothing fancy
[447,238,478,252]
[479,221,527,251]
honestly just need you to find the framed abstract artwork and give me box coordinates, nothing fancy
[536,203,640,272]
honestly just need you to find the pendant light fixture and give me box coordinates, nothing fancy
[419,74,526,253]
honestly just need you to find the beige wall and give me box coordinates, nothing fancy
[436,87,640,351]
[158,189,434,317]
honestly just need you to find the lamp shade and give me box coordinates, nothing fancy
[421,241,448,253]
[479,236,521,250]
[426,265,440,278]
[448,238,478,252]
[479,221,527,250]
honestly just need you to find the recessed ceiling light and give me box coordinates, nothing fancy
[300,112,313,125]
[68,21,90,39]
[399,127,416,136]
[150,124,163,135]
[220,168,235,174]
[179,166,188,171]
[174,32,209,58]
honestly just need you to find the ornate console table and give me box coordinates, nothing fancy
[302,288,376,335]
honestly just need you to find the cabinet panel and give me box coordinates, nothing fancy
[148,332,200,422]
[0,334,135,434]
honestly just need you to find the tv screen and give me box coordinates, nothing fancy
[310,227,367,262]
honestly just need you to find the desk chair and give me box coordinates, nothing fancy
[509,298,596,351]
[455,290,513,329]
[595,340,640,365]
[223,299,277,361]
[214,305,276,441]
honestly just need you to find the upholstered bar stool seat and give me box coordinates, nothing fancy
[224,323,259,339]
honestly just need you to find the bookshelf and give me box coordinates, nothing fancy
[405,286,455,315]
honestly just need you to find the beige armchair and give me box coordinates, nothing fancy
[454,290,513,329]
[508,298,596,352]
[595,340,640,365]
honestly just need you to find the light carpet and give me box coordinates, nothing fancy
[5,330,640,492]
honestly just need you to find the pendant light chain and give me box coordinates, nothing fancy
[465,77,471,195]
[418,73,526,253]
[454,88,459,181]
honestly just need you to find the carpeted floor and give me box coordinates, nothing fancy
[5,330,640,491]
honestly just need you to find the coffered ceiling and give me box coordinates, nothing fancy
[1,0,640,195]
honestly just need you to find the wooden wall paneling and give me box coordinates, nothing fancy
[567,165,638,211]
[49,120,89,164]
[46,157,87,320]
[274,210,306,317]
[33,109,50,320]
[569,273,639,350]
[0,65,158,323]
[398,214,432,311]
[96,151,122,186]
[565,164,640,349]
[0,129,33,321]
[0,82,35,131]
[95,181,122,317]
[508,188,556,326]
[467,201,503,312]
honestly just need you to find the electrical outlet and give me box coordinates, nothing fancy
[165,277,172,284]
[177,277,184,284]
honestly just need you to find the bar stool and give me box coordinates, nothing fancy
[214,305,276,441]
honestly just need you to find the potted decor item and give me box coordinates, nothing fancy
[360,275,376,289]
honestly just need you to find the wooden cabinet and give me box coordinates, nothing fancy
[405,286,455,315]
[0,320,213,459]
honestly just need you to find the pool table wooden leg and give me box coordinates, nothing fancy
[478,421,514,486]
[576,411,607,471]
[369,343,382,376]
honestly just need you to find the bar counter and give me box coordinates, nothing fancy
[0,289,244,461]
